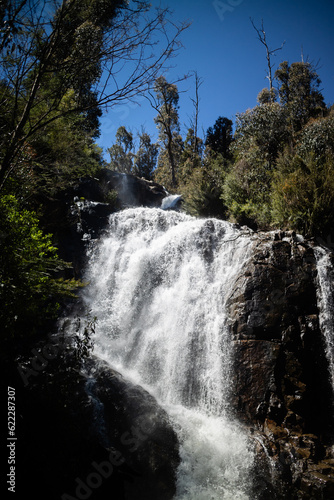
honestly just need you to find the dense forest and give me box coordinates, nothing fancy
[1,0,333,347]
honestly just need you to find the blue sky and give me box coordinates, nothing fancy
[97,0,334,157]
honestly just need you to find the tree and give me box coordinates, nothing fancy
[133,130,158,180]
[154,134,183,191]
[180,152,227,218]
[205,116,233,159]
[271,152,334,238]
[222,102,289,228]
[0,0,189,189]
[26,90,104,199]
[0,194,82,341]
[179,128,203,174]
[189,71,203,159]
[298,111,334,159]
[108,126,134,174]
[151,76,182,188]
[234,103,288,168]
[250,18,285,98]
[257,87,278,105]
[275,61,326,132]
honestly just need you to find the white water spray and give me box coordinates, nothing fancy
[79,207,255,499]
[315,247,334,392]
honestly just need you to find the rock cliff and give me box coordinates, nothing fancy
[227,231,334,499]
[41,169,168,277]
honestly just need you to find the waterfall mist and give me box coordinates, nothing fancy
[77,207,255,499]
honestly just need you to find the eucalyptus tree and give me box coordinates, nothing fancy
[150,75,182,188]
[250,18,285,101]
[275,61,326,132]
[108,126,134,174]
[133,130,158,180]
[234,103,288,168]
[189,71,203,160]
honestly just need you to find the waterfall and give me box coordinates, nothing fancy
[315,247,334,392]
[78,207,255,499]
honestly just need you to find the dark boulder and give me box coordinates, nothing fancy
[8,352,179,500]
[88,360,180,500]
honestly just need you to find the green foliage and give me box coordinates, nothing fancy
[180,154,227,218]
[222,102,288,227]
[234,102,288,167]
[257,87,278,105]
[205,116,233,158]
[178,128,202,184]
[271,152,334,237]
[154,134,183,192]
[147,59,331,238]
[108,126,134,174]
[298,112,334,159]
[223,157,272,228]
[133,131,158,180]
[0,195,83,341]
[275,61,326,133]
[30,108,103,198]
[154,76,181,188]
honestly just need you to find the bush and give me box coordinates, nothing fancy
[271,153,334,237]
[223,157,273,228]
[0,195,83,343]
[180,154,228,218]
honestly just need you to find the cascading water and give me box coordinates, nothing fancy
[77,207,256,499]
[315,246,334,393]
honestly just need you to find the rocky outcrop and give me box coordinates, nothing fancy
[42,170,168,277]
[227,231,334,499]
[86,359,180,500]
[96,169,167,208]
[10,352,179,500]
[67,169,167,209]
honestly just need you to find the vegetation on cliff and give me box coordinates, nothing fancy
[1,2,333,346]
[0,0,187,345]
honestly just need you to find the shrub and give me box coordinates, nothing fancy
[271,153,334,237]
[0,195,83,343]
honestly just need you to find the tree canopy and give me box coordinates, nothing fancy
[0,0,189,346]
[0,0,189,189]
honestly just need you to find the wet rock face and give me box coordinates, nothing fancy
[68,169,167,209]
[227,231,334,498]
[51,170,168,278]
[99,170,167,208]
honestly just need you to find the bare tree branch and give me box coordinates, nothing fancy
[0,0,190,189]
[250,18,285,98]
[189,71,203,156]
